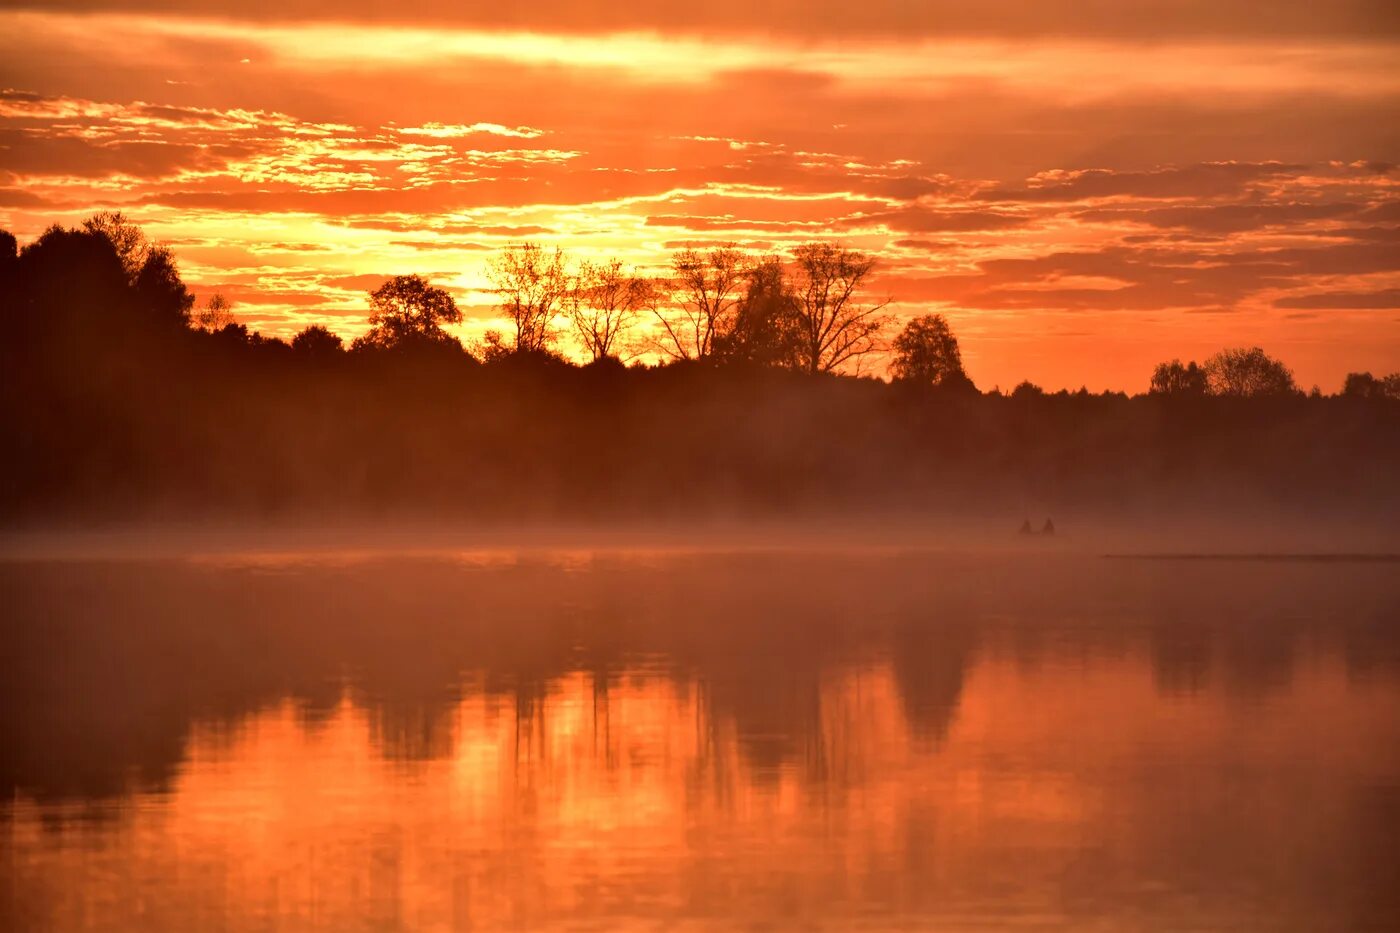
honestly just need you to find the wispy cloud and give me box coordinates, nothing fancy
[1,3,1398,389]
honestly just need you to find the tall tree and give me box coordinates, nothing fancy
[77,213,191,329]
[1202,347,1297,397]
[890,314,970,388]
[652,245,745,361]
[789,242,889,375]
[192,293,236,332]
[713,256,803,368]
[489,243,569,354]
[1342,372,1400,400]
[82,211,148,283]
[568,259,650,362]
[132,244,195,328]
[1149,359,1208,396]
[352,275,462,350]
[291,324,344,356]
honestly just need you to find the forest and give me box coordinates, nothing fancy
[2,214,1398,526]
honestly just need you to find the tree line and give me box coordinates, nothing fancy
[2,213,1398,522]
[7,212,1396,399]
[222,234,1400,398]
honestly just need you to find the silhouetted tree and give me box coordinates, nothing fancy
[10,225,131,343]
[890,314,972,389]
[489,243,569,354]
[1344,372,1379,397]
[713,256,802,368]
[1343,371,1400,400]
[192,292,236,332]
[1149,359,1208,396]
[209,321,253,348]
[8,215,1400,528]
[82,211,148,283]
[472,328,569,368]
[1203,347,1297,397]
[1011,381,1045,399]
[0,231,16,322]
[652,245,745,361]
[291,324,344,356]
[789,241,888,374]
[75,213,192,328]
[351,274,462,351]
[568,259,650,362]
[474,330,511,363]
[132,245,195,329]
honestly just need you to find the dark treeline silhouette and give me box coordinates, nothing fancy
[3,215,1399,523]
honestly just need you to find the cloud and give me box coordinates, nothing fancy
[839,207,1030,233]
[0,130,235,179]
[975,162,1305,203]
[317,273,392,291]
[1076,202,1363,233]
[905,239,1400,312]
[2,14,1398,397]
[644,215,829,232]
[0,186,58,207]
[8,1,1399,40]
[1274,289,1400,310]
[397,122,545,139]
[335,219,559,238]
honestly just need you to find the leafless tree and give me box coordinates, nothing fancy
[568,259,651,362]
[789,242,889,375]
[651,245,745,361]
[489,243,570,354]
[192,292,237,332]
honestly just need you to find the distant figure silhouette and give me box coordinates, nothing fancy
[1042,518,1055,536]
[1019,519,1033,535]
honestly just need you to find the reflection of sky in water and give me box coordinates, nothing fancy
[3,552,1398,930]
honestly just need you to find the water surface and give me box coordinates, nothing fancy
[2,548,1398,930]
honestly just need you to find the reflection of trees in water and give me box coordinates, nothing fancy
[1339,588,1400,684]
[1139,562,1310,700]
[4,555,1397,813]
[1149,624,1213,696]
[704,664,824,779]
[890,620,975,743]
[1221,624,1296,699]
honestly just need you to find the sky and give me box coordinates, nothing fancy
[1,1,1397,390]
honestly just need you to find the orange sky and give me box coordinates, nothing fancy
[1,2,1398,390]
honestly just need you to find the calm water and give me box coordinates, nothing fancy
[2,547,1398,931]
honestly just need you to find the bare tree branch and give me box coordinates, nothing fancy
[790,242,890,375]
[489,243,570,354]
[649,245,745,361]
[568,259,651,362]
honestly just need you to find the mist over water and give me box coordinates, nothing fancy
[4,5,1399,928]
[3,544,1397,931]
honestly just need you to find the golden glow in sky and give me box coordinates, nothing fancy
[1,3,1397,388]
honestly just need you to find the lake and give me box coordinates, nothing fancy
[2,545,1398,930]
